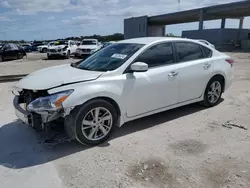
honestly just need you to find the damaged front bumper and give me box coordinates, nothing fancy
[13,96,32,125]
[13,96,69,130]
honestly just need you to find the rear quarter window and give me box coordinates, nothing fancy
[201,45,213,58]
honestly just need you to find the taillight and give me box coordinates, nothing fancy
[225,59,233,67]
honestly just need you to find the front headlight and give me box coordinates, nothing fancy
[27,90,73,112]
[63,46,68,51]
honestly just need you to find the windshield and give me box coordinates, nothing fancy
[77,43,144,71]
[54,41,67,45]
[81,40,97,45]
[49,42,55,46]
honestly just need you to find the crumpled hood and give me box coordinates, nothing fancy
[16,64,103,90]
[48,45,67,49]
[78,45,98,50]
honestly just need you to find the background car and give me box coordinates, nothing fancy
[37,41,55,53]
[20,43,32,53]
[31,42,45,51]
[197,39,215,49]
[75,39,102,58]
[47,40,77,59]
[0,43,26,62]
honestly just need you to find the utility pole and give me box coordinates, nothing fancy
[178,0,180,11]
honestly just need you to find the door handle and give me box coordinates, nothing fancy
[203,63,211,69]
[168,71,178,77]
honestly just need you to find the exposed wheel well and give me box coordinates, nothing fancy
[211,74,225,92]
[83,97,121,116]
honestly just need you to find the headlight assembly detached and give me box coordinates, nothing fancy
[27,90,73,112]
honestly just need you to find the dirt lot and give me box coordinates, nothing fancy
[0,52,79,76]
[0,52,250,188]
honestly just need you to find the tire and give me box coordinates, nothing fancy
[201,76,223,107]
[64,99,118,146]
[0,55,2,62]
[42,48,47,53]
[17,53,23,59]
[47,54,51,60]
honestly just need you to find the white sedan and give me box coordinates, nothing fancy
[13,37,233,146]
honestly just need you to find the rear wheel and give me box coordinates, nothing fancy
[47,54,51,60]
[17,53,23,59]
[65,99,118,146]
[0,55,2,62]
[201,77,223,107]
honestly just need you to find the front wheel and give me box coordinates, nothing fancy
[0,55,3,62]
[201,77,223,107]
[17,53,23,59]
[65,99,118,146]
[42,48,47,53]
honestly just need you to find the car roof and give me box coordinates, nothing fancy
[117,37,199,45]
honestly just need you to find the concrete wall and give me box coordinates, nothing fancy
[182,29,250,49]
[148,26,165,37]
[124,16,165,39]
[124,16,148,39]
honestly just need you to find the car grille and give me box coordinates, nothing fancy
[81,49,91,52]
[49,49,56,52]
[49,49,61,52]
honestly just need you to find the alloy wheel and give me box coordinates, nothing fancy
[81,107,113,141]
[208,81,221,104]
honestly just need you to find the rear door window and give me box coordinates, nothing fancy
[201,45,212,58]
[9,44,18,50]
[175,42,203,62]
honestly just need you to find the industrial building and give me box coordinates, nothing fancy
[124,1,250,50]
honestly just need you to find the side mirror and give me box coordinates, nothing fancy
[130,62,148,72]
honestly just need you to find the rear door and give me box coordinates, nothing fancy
[174,41,214,102]
[9,44,20,59]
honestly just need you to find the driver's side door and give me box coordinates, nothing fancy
[125,42,179,118]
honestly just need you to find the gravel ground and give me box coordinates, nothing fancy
[0,52,250,188]
[0,52,79,76]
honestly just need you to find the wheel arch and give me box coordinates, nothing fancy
[83,96,121,116]
[210,74,225,92]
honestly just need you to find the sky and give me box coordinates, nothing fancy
[0,0,249,40]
